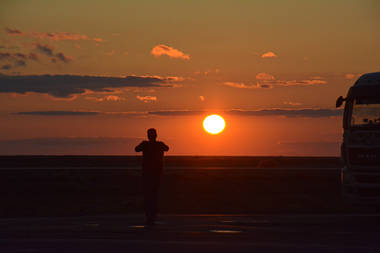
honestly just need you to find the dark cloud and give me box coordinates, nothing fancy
[0,52,39,61]
[35,43,72,63]
[35,43,54,56]
[0,74,177,98]
[14,60,26,67]
[28,53,39,61]
[0,52,39,70]
[53,52,72,63]
[16,111,100,116]
[0,52,16,60]
[4,27,25,36]
[1,64,12,70]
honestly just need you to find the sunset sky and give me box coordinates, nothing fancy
[0,0,379,155]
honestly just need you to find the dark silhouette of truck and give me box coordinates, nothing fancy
[336,72,380,204]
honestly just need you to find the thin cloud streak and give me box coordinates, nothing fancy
[227,109,341,117]
[15,111,100,116]
[13,108,343,118]
[31,32,103,42]
[4,27,25,36]
[224,82,271,89]
[225,73,327,89]
[4,27,103,42]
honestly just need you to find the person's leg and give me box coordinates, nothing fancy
[143,173,154,224]
[151,172,162,221]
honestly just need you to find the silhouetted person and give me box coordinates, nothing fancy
[135,128,169,225]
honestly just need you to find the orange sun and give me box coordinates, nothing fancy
[203,114,226,135]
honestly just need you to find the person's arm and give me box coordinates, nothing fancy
[161,142,169,152]
[135,141,145,152]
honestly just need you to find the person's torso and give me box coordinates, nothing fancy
[142,141,165,170]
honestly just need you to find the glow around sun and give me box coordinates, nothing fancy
[203,114,226,135]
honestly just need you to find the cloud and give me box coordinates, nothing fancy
[14,60,26,67]
[148,108,342,118]
[225,73,327,89]
[0,74,178,98]
[151,44,190,60]
[148,110,204,116]
[0,52,39,61]
[256,72,275,81]
[86,95,125,102]
[0,52,38,70]
[194,69,221,76]
[54,52,72,63]
[28,52,39,61]
[275,79,327,86]
[345,73,361,80]
[283,101,302,106]
[227,109,342,117]
[29,31,103,42]
[13,108,343,118]
[224,82,272,89]
[1,64,12,70]
[14,110,147,117]
[136,95,157,103]
[34,43,72,63]
[4,27,25,36]
[35,43,54,56]
[15,111,100,116]
[261,51,277,59]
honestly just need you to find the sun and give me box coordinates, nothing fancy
[203,114,226,135]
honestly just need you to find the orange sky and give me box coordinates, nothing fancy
[0,0,379,155]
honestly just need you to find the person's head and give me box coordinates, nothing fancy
[147,128,157,141]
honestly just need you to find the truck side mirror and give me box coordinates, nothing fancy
[336,96,345,108]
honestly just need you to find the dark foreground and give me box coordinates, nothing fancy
[0,167,368,217]
[0,156,379,252]
[1,214,380,252]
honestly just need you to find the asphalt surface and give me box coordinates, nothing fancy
[1,214,380,252]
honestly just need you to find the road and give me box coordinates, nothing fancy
[1,214,380,252]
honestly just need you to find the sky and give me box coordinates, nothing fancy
[0,0,379,156]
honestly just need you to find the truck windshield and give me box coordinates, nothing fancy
[351,98,380,128]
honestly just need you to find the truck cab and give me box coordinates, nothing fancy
[336,72,380,204]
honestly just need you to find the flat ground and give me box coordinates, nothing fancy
[1,164,379,252]
[1,214,380,252]
[0,167,366,217]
